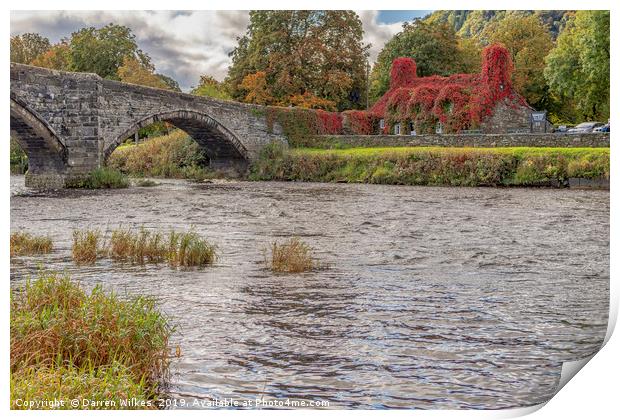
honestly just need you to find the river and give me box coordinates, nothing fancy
[10,175,609,409]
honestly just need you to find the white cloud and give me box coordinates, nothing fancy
[11,10,404,91]
[357,10,403,63]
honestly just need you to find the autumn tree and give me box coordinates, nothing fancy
[191,75,231,100]
[31,42,72,71]
[369,19,476,103]
[68,24,151,80]
[117,57,169,89]
[10,33,51,64]
[226,10,369,110]
[239,71,273,105]
[481,14,553,108]
[544,10,610,121]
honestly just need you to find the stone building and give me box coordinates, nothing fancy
[367,44,537,135]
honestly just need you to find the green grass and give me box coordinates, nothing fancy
[10,272,173,409]
[10,232,53,257]
[250,144,609,187]
[167,230,218,267]
[67,167,129,189]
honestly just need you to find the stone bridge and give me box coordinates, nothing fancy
[10,63,287,188]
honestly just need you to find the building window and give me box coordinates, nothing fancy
[409,122,416,136]
[394,123,400,135]
[379,119,385,129]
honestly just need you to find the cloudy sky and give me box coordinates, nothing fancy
[10,10,431,91]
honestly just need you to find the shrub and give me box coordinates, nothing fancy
[10,138,28,174]
[108,130,210,179]
[10,273,173,405]
[10,232,53,257]
[72,229,103,264]
[267,237,315,273]
[67,167,129,189]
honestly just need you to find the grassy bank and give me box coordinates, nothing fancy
[250,144,609,187]
[108,131,212,180]
[11,273,173,409]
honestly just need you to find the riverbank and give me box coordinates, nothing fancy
[249,144,609,187]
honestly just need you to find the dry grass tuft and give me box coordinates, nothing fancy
[10,232,53,257]
[72,229,103,264]
[267,237,316,273]
[109,227,217,267]
[109,227,167,264]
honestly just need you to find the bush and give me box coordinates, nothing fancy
[10,138,28,174]
[10,232,53,257]
[108,130,210,179]
[72,229,103,264]
[10,273,172,406]
[67,167,129,189]
[266,237,315,273]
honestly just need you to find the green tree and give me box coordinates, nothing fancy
[544,11,609,121]
[369,19,473,103]
[10,33,51,64]
[156,74,181,92]
[226,10,369,110]
[481,14,553,107]
[68,24,151,80]
[191,75,231,100]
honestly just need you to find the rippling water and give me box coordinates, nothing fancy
[10,175,609,409]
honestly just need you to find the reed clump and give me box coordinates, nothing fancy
[109,227,217,267]
[10,232,53,257]
[167,230,218,267]
[10,272,173,407]
[72,229,103,264]
[110,227,167,264]
[267,237,316,273]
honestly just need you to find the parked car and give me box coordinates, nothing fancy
[554,125,570,133]
[593,123,610,133]
[567,122,604,133]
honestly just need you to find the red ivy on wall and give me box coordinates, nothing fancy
[368,44,528,134]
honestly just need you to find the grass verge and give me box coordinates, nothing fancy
[250,144,610,187]
[10,232,53,257]
[10,272,173,409]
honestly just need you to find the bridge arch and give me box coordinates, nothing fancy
[104,109,250,166]
[10,97,67,174]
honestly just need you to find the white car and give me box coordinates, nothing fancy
[567,122,604,133]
